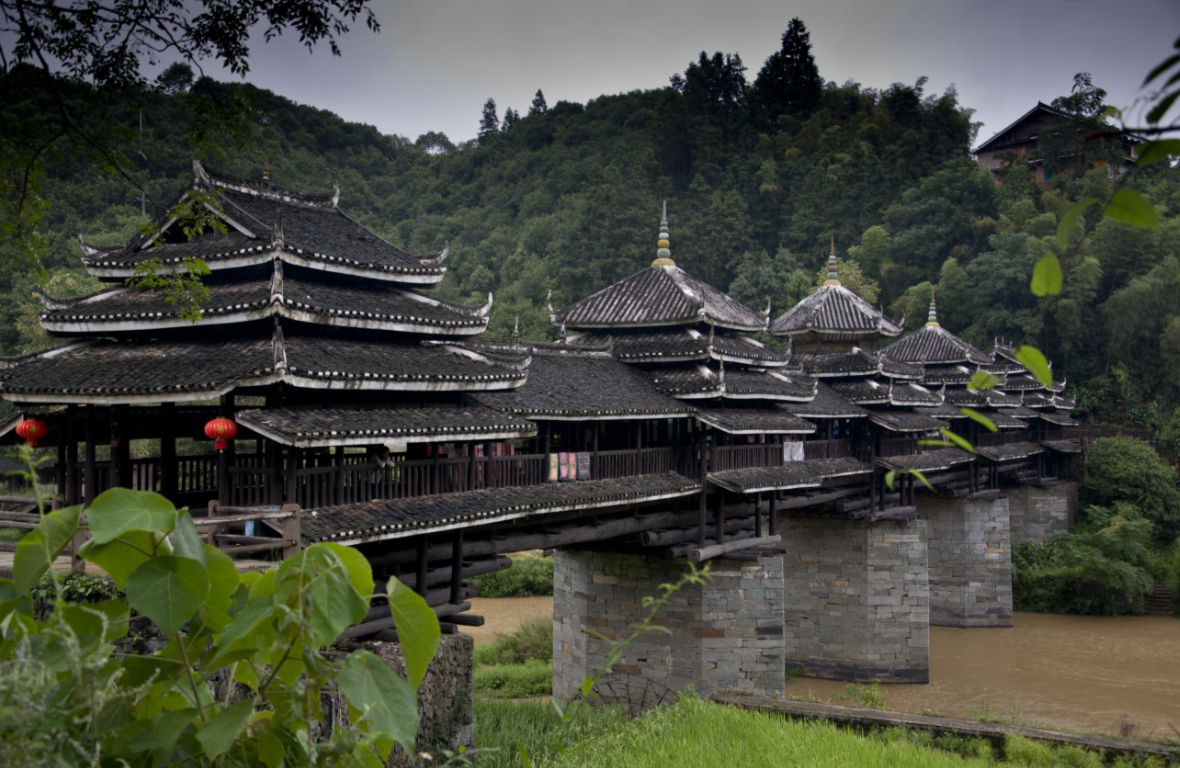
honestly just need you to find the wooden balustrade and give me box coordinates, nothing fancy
[802,439,853,460]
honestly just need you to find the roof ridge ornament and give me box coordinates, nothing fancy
[272,316,288,373]
[651,200,675,267]
[271,205,284,249]
[512,316,520,338]
[77,234,104,259]
[418,241,450,268]
[192,155,211,189]
[546,289,556,323]
[823,236,840,286]
[926,285,940,327]
[331,180,341,208]
[270,259,285,305]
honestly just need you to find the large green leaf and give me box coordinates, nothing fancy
[323,542,375,598]
[939,428,976,454]
[78,530,155,589]
[1013,345,1054,388]
[204,545,239,614]
[959,407,998,433]
[338,650,419,754]
[1030,252,1063,297]
[87,488,178,544]
[171,509,206,567]
[124,555,209,636]
[968,371,1000,391]
[1136,139,1180,166]
[13,505,81,593]
[1055,197,1098,250]
[205,598,273,673]
[196,700,254,760]
[386,576,441,691]
[276,546,367,645]
[1103,188,1158,230]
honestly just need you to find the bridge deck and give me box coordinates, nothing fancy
[707,458,870,494]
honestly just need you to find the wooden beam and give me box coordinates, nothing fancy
[685,535,782,563]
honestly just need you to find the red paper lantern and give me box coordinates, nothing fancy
[15,418,48,447]
[204,417,238,452]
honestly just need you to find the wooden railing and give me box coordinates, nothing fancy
[977,431,1034,448]
[710,444,782,472]
[803,439,853,460]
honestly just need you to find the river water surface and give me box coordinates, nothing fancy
[465,598,1180,738]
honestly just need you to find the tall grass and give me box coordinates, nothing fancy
[473,699,625,768]
[475,615,552,665]
[473,659,552,698]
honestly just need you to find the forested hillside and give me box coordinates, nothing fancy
[3,19,1179,429]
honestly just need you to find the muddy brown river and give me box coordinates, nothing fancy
[464,598,1180,738]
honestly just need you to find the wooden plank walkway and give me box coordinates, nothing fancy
[710,692,1180,763]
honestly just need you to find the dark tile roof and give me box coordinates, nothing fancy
[553,265,768,332]
[780,383,867,419]
[41,269,490,335]
[571,328,790,367]
[722,369,817,401]
[768,284,903,343]
[875,448,974,473]
[888,381,944,406]
[922,365,978,386]
[474,350,693,420]
[1021,392,1056,408]
[985,410,1031,430]
[921,403,969,420]
[640,366,722,398]
[1037,410,1080,427]
[877,354,926,379]
[1004,374,1047,390]
[795,350,878,377]
[831,379,890,405]
[302,471,701,543]
[1041,439,1082,454]
[944,388,987,407]
[0,331,527,404]
[983,389,1023,407]
[696,408,816,435]
[977,441,1044,462]
[867,410,946,432]
[82,171,446,283]
[882,325,992,366]
[0,337,276,403]
[1002,405,1042,419]
[707,457,871,493]
[236,405,537,448]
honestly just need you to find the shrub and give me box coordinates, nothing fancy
[471,553,554,597]
[1082,437,1180,538]
[474,659,553,698]
[476,615,553,665]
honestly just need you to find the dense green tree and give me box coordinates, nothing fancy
[752,17,822,123]
[478,98,500,144]
[502,107,520,132]
[529,89,548,116]
[154,62,195,94]
[1083,436,1180,538]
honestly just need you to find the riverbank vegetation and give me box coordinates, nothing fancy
[469,553,554,598]
[473,694,1168,768]
[1013,437,1180,616]
[5,20,1180,430]
[474,615,554,698]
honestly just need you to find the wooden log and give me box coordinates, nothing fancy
[192,510,295,526]
[685,535,782,563]
[0,496,40,505]
[218,540,294,556]
[837,493,899,513]
[0,521,38,530]
[362,585,477,623]
[639,514,755,547]
[394,556,511,593]
[967,489,1003,500]
[343,599,473,640]
[775,487,863,510]
[213,534,281,545]
[446,613,485,627]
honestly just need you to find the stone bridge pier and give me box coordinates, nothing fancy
[552,548,786,702]
[778,516,930,683]
[918,495,1013,628]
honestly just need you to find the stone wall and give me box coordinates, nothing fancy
[1006,481,1077,545]
[920,496,1013,627]
[552,548,785,704]
[780,516,930,683]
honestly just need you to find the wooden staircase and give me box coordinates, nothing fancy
[1143,582,1174,615]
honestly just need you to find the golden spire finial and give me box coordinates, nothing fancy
[926,285,940,327]
[652,201,675,267]
[823,236,840,286]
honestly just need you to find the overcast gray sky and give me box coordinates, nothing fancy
[212,0,1178,146]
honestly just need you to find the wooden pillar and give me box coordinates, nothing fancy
[416,536,429,598]
[869,470,877,514]
[592,425,600,477]
[160,403,177,501]
[65,406,78,506]
[754,493,763,538]
[286,447,300,505]
[768,491,777,537]
[55,423,66,504]
[267,439,282,505]
[450,531,464,604]
[334,446,345,504]
[218,395,235,507]
[714,491,726,545]
[110,407,129,489]
[84,406,96,506]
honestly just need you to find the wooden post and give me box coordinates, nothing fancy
[65,406,78,506]
[869,470,877,514]
[768,491,777,537]
[267,439,281,505]
[160,403,177,501]
[84,406,96,506]
[754,493,763,538]
[592,425,600,478]
[109,409,124,490]
[715,491,726,545]
[416,536,429,597]
[450,530,464,604]
[334,446,345,504]
[286,447,299,505]
[218,395,234,507]
[698,431,709,547]
[56,430,66,503]
[280,503,301,559]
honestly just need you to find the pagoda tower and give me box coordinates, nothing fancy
[0,160,534,511]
